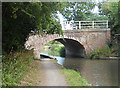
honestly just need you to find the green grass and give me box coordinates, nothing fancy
[53,62,57,64]
[61,69,91,86]
[2,50,35,86]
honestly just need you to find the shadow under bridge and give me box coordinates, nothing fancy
[55,38,86,57]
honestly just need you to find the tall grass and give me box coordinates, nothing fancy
[2,50,34,86]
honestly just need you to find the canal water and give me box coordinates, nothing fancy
[40,53,118,86]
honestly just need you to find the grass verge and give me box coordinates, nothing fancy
[2,50,38,86]
[18,58,41,86]
[54,61,91,86]
[61,69,91,86]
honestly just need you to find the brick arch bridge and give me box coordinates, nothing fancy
[25,29,110,58]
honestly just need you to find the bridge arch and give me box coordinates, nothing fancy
[25,34,87,58]
[42,38,86,57]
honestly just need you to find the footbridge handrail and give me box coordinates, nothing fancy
[63,20,108,30]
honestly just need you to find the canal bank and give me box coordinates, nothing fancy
[19,57,90,86]
[19,58,68,86]
[38,58,90,86]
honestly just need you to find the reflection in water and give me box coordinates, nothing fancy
[40,52,118,86]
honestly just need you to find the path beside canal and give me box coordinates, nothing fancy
[38,58,68,86]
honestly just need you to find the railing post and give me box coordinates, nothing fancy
[62,20,108,30]
[66,21,68,25]
[92,21,94,28]
[106,20,108,28]
[79,21,81,29]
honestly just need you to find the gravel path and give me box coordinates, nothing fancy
[38,58,68,86]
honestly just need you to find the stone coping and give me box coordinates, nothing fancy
[63,28,110,32]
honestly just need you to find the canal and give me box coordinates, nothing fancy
[41,43,118,86]
[41,53,118,86]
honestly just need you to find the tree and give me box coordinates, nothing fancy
[89,13,108,21]
[99,1,120,56]
[101,1,120,34]
[2,2,64,54]
[60,2,96,21]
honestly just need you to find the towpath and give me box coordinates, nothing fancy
[38,58,68,86]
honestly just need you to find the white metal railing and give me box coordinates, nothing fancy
[62,20,108,30]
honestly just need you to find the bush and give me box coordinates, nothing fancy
[86,45,112,59]
[46,41,65,57]
[49,45,65,57]
[49,44,60,56]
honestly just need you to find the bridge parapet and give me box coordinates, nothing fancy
[63,20,108,30]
